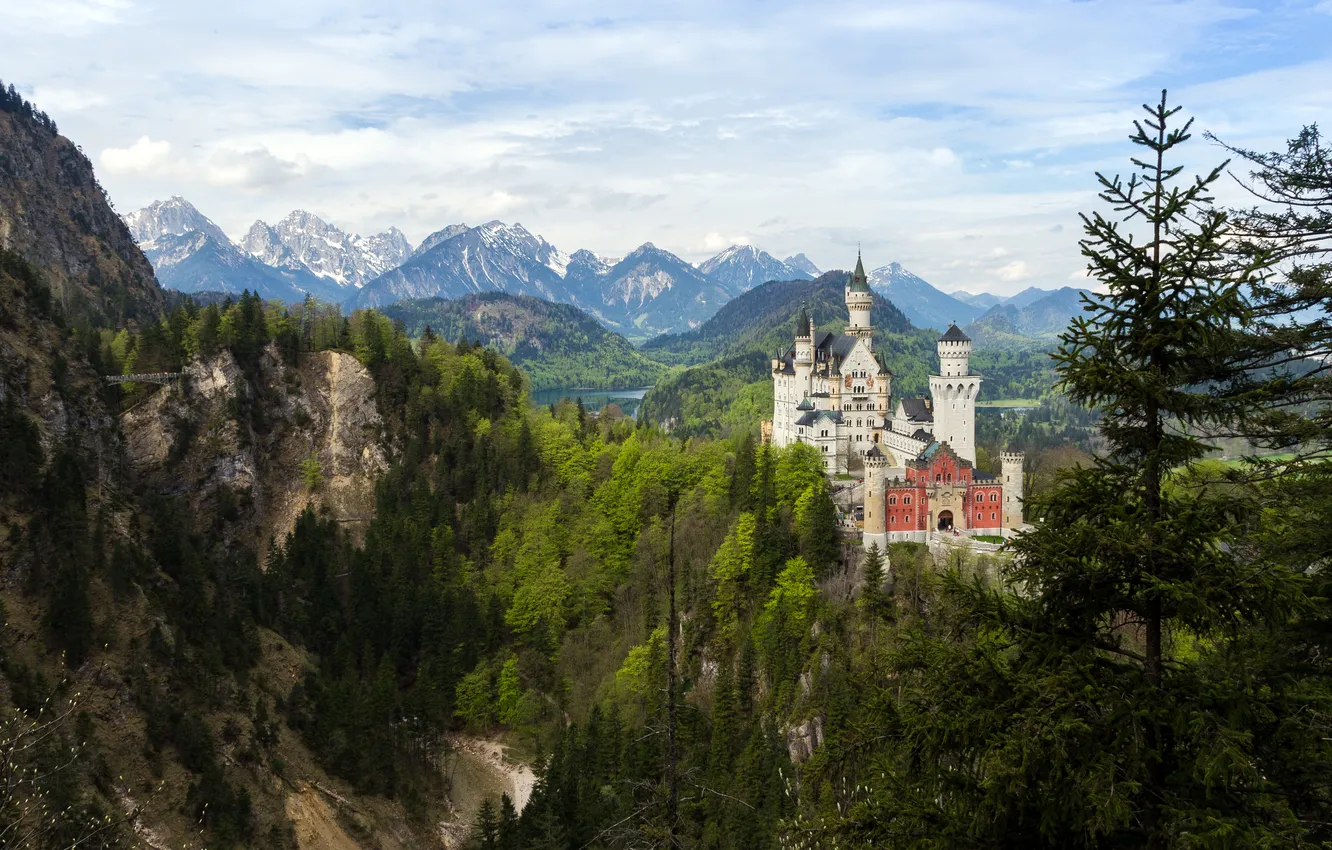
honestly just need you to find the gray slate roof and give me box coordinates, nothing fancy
[900,397,933,422]
[939,323,971,342]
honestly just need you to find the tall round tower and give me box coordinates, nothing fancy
[928,324,982,464]
[937,325,971,377]
[862,445,889,552]
[1001,450,1025,537]
[845,252,874,341]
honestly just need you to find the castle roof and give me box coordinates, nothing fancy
[865,445,886,460]
[899,397,933,423]
[795,408,844,427]
[828,334,860,359]
[939,323,971,343]
[911,428,933,442]
[972,469,997,482]
[849,251,871,293]
[796,397,815,410]
[796,304,811,337]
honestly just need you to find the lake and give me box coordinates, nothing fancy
[529,387,652,419]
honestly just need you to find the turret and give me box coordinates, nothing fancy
[794,304,813,396]
[845,252,874,341]
[862,445,889,552]
[937,323,971,377]
[1001,450,1025,537]
[875,354,892,420]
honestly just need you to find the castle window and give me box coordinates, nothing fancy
[890,516,895,524]
[935,474,941,482]
[992,512,997,520]
[904,497,912,505]
[991,493,998,502]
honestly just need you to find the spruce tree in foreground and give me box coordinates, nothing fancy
[827,92,1324,848]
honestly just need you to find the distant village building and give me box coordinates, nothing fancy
[765,254,1023,543]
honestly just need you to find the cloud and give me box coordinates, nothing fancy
[205,146,312,190]
[100,136,173,173]
[10,0,1331,295]
[699,232,751,252]
[29,87,107,113]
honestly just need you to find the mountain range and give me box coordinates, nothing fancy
[124,198,798,337]
[124,197,406,304]
[123,195,1083,343]
[964,286,1093,346]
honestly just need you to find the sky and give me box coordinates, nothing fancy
[5,0,1332,296]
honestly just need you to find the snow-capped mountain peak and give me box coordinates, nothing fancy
[412,224,469,259]
[784,253,822,276]
[123,195,230,248]
[240,210,413,289]
[698,243,813,290]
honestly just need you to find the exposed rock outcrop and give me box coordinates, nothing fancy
[120,344,389,555]
[785,715,825,764]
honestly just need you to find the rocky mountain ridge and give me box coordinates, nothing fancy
[696,244,814,291]
[241,209,412,289]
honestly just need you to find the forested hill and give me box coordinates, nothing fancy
[639,270,918,366]
[379,292,669,390]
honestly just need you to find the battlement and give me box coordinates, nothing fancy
[1000,451,1025,464]
[864,449,888,469]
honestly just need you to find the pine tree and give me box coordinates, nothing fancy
[861,542,884,598]
[472,798,499,849]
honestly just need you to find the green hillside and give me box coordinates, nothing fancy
[640,271,920,367]
[380,292,669,391]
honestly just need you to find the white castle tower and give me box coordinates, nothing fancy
[1001,450,1025,536]
[794,305,814,396]
[845,252,873,341]
[862,445,889,552]
[928,324,981,464]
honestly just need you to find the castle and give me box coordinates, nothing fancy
[767,254,1023,544]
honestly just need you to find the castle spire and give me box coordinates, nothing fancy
[850,250,871,293]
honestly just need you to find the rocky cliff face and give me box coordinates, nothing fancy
[0,109,162,325]
[121,344,389,553]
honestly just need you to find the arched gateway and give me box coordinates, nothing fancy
[937,510,953,531]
